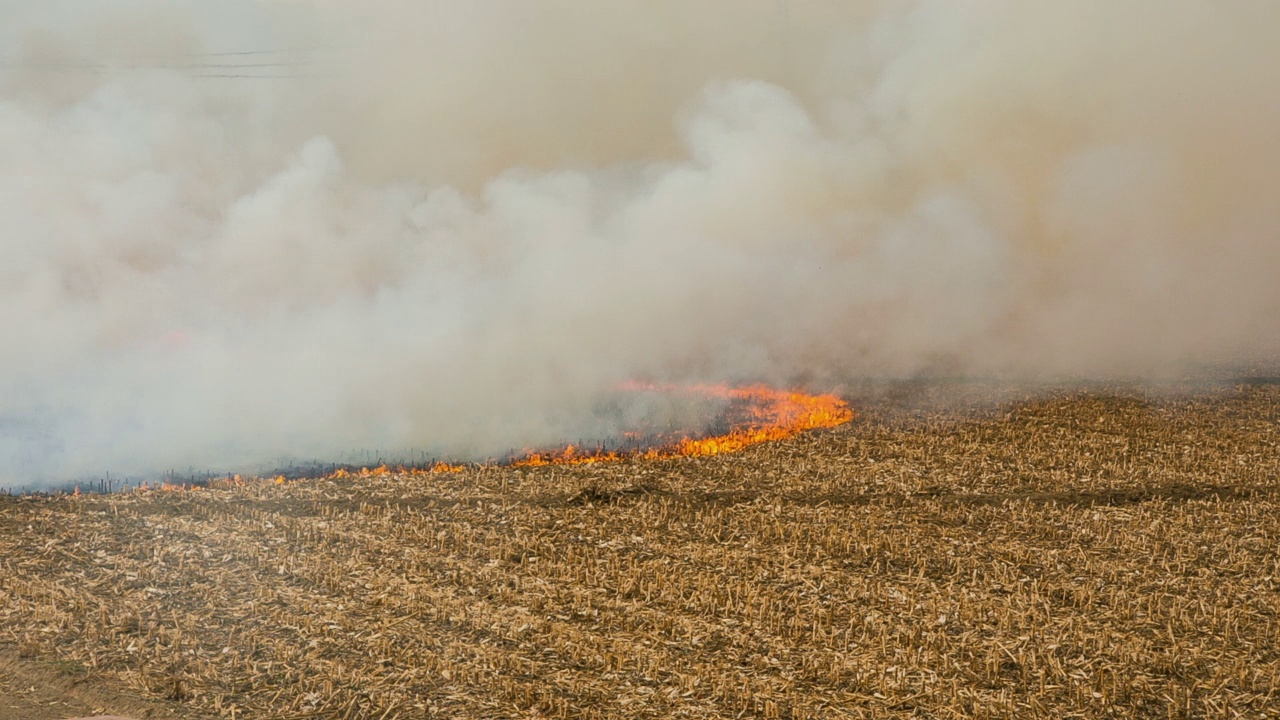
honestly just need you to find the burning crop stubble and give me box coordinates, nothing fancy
[2,383,1279,718]
[3,1,1280,484]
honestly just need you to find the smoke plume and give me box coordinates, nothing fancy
[3,0,1279,482]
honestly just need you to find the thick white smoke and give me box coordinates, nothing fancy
[3,1,1279,483]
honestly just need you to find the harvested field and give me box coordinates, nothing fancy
[2,382,1279,719]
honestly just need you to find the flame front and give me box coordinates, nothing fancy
[121,383,854,493]
[324,383,853,475]
[511,382,854,467]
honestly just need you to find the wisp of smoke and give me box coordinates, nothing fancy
[3,0,1279,484]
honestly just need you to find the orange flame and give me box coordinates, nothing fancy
[101,383,852,494]
[304,383,852,479]
[510,382,853,467]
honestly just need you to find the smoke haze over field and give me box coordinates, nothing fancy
[3,0,1279,482]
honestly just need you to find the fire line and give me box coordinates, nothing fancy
[331,382,854,477]
[511,382,854,467]
[123,383,854,492]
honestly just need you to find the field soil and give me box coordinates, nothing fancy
[1,380,1278,718]
[0,648,187,720]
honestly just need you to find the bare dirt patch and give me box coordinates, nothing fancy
[0,650,194,720]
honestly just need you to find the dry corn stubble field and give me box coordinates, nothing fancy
[2,381,1279,719]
